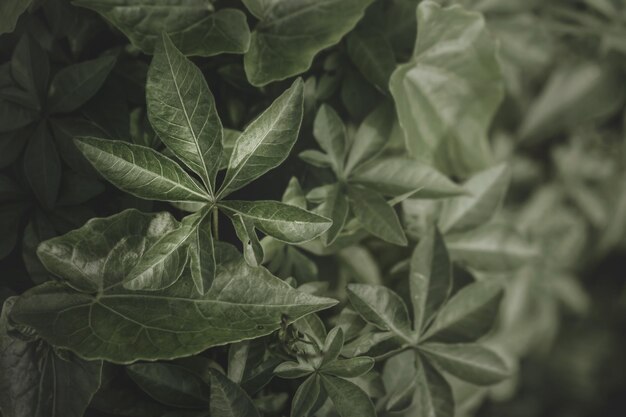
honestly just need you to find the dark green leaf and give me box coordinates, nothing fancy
[321,374,376,417]
[24,123,61,209]
[11,35,49,104]
[346,29,395,92]
[11,209,336,363]
[210,368,261,417]
[147,34,223,196]
[74,1,251,56]
[318,183,349,246]
[322,327,344,366]
[347,185,407,246]
[48,55,116,114]
[188,212,217,294]
[0,0,33,35]
[75,137,210,203]
[291,374,320,417]
[127,362,211,408]
[0,98,39,132]
[243,0,374,86]
[273,361,314,379]
[219,200,331,244]
[219,79,304,197]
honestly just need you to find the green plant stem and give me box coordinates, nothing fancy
[212,206,219,240]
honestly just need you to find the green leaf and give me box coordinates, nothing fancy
[74,1,251,56]
[347,284,413,342]
[291,374,321,417]
[11,209,337,363]
[520,61,624,143]
[210,369,261,417]
[75,137,210,203]
[389,1,503,178]
[347,185,407,246]
[243,0,374,86]
[321,357,374,378]
[273,361,314,379]
[438,163,511,233]
[11,35,49,104]
[233,212,264,267]
[0,0,32,35]
[344,103,394,175]
[127,362,210,408]
[0,98,39,133]
[318,183,350,246]
[346,29,395,92]
[24,123,61,210]
[147,34,223,196]
[382,350,417,412]
[299,149,332,168]
[410,226,452,334]
[219,79,304,197]
[413,354,454,417]
[282,177,307,208]
[350,156,464,198]
[0,297,103,417]
[322,327,344,366]
[313,104,347,174]
[124,212,204,291]
[423,280,503,343]
[419,343,509,385]
[219,200,331,244]
[188,212,217,294]
[445,223,538,272]
[0,130,27,168]
[48,55,116,114]
[321,374,376,417]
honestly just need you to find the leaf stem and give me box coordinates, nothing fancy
[212,206,219,240]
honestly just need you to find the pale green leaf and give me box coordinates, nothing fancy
[313,104,347,174]
[273,361,314,379]
[75,137,210,203]
[188,213,217,294]
[347,185,407,246]
[410,226,452,334]
[219,79,304,197]
[351,156,464,198]
[321,374,376,417]
[413,354,454,417]
[322,327,344,366]
[438,163,511,233]
[423,280,503,343]
[419,342,509,385]
[389,1,503,178]
[347,284,413,342]
[446,223,538,272]
[318,183,350,246]
[147,34,223,195]
[219,200,331,244]
[11,210,336,363]
[74,1,251,56]
[344,103,394,175]
[321,357,374,378]
[243,0,374,86]
[233,212,264,267]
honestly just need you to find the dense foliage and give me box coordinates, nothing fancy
[1,1,625,417]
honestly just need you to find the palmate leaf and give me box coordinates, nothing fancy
[188,212,217,295]
[24,123,61,210]
[313,104,347,174]
[10,210,337,363]
[0,0,32,35]
[219,79,304,197]
[243,0,374,86]
[344,103,394,175]
[74,0,251,56]
[389,1,503,178]
[147,34,223,196]
[210,368,261,417]
[413,354,454,417]
[218,200,331,244]
[11,35,49,104]
[291,374,321,417]
[321,374,376,417]
[317,183,349,246]
[75,137,210,203]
